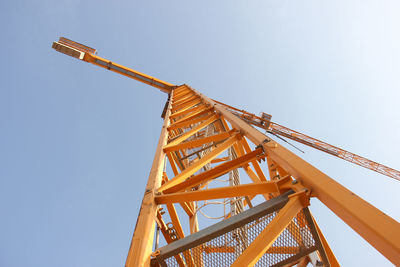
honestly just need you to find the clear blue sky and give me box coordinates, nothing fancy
[1,1,399,266]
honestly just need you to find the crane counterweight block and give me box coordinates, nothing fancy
[52,41,85,60]
[52,37,97,61]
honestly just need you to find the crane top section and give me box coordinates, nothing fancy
[52,37,400,182]
[52,37,175,93]
[52,37,400,266]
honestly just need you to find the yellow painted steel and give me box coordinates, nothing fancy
[125,91,173,267]
[167,113,215,131]
[172,96,200,112]
[52,37,175,93]
[163,114,219,149]
[155,211,186,266]
[159,134,241,192]
[162,147,265,194]
[170,106,213,124]
[169,104,207,120]
[155,182,278,204]
[312,215,340,267]
[193,87,400,265]
[231,191,309,266]
[163,130,233,153]
[165,203,196,266]
[241,137,268,182]
[215,99,400,182]
[53,38,400,266]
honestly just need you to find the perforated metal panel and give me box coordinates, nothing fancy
[153,194,328,267]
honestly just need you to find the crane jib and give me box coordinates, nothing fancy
[93,58,168,89]
[52,37,174,93]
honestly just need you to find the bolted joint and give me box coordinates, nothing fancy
[256,138,272,154]
[262,138,271,144]
[151,250,161,257]
[255,144,266,154]
[288,190,310,208]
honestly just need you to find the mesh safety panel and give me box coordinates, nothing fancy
[154,205,322,267]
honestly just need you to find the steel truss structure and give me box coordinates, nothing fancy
[52,37,400,267]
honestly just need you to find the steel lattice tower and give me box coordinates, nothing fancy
[52,37,400,267]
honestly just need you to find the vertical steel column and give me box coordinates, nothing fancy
[125,92,173,267]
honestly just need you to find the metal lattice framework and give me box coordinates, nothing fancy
[52,37,400,267]
[152,193,328,267]
[213,100,400,181]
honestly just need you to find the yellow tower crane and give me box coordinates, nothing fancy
[52,37,400,267]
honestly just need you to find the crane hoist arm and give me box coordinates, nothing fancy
[52,37,400,182]
[213,100,400,182]
[52,37,175,93]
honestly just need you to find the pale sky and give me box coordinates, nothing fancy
[1,1,399,266]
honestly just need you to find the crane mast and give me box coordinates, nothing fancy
[52,37,400,267]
